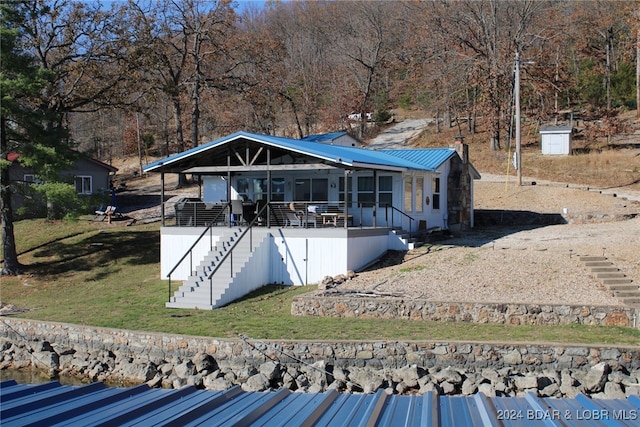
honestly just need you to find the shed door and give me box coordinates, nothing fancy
[544,134,567,155]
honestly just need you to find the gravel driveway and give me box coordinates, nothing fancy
[344,177,640,307]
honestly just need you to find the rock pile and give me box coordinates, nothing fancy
[2,337,640,399]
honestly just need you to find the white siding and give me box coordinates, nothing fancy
[541,129,572,155]
[160,227,392,285]
[161,227,222,280]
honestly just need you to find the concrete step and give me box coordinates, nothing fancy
[607,284,638,291]
[613,291,640,298]
[620,298,640,306]
[596,272,627,279]
[602,278,634,285]
[580,256,608,262]
[584,261,614,267]
[166,301,214,310]
[590,267,620,273]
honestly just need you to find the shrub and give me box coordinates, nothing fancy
[375,110,393,124]
[31,182,88,220]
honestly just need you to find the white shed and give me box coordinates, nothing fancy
[540,125,573,155]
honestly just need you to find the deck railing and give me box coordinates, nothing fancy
[165,201,415,303]
[166,202,269,303]
[165,199,416,231]
[202,204,269,306]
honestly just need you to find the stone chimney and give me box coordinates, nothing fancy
[448,135,471,233]
[451,135,469,164]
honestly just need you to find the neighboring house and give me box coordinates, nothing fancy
[540,125,573,155]
[7,152,118,213]
[143,131,480,310]
[301,131,363,147]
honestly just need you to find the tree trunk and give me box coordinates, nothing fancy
[637,24,639,119]
[172,97,185,152]
[172,96,189,188]
[0,116,22,275]
[191,76,200,149]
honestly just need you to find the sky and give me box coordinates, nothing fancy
[233,0,270,14]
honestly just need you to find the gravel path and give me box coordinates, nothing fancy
[343,177,640,307]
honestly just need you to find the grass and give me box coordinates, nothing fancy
[2,218,640,346]
[414,123,640,190]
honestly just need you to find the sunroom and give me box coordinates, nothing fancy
[143,131,478,309]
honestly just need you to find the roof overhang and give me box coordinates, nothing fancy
[184,163,339,174]
[144,132,419,175]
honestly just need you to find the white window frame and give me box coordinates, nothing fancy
[378,176,393,206]
[23,174,43,184]
[432,176,441,210]
[416,177,424,213]
[404,176,413,211]
[75,175,93,195]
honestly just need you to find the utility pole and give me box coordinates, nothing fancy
[515,50,522,186]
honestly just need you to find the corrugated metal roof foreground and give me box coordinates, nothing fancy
[2,380,640,426]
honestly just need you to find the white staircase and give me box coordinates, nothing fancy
[388,227,417,250]
[166,228,269,310]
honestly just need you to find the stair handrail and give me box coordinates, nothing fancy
[381,203,415,237]
[354,201,415,237]
[166,201,230,301]
[204,202,270,306]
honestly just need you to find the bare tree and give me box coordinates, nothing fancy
[328,1,400,138]
[424,0,553,150]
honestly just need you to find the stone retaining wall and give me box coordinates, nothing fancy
[291,294,637,326]
[2,318,640,398]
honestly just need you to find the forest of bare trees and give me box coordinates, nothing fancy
[2,0,638,275]
[8,0,640,160]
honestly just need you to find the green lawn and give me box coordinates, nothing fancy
[2,218,640,346]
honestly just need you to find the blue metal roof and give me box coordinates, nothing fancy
[380,148,455,171]
[143,131,452,173]
[3,380,639,426]
[301,131,349,143]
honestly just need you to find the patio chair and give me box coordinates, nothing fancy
[94,205,119,222]
[288,202,317,228]
[254,199,268,225]
[231,199,244,225]
[269,204,301,227]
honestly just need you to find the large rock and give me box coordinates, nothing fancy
[391,364,420,388]
[31,351,59,372]
[461,376,478,395]
[625,384,640,397]
[513,374,539,391]
[259,361,282,382]
[174,361,196,379]
[299,360,328,388]
[478,383,496,396]
[242,373,270,392]
[440,381,456,395]
[347,367,384,393]
[419,381,440,395]
[559,371,580,398]
[540,382,559,397]
[203,374,233,391]
[581,362,611,393]
[432,367,462,385]
[116,362,158,382]
[481,368,500,384]
[602,381,626,399]
[193,353,217,373]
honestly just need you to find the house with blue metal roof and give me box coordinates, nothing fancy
[143,131,479,309]
[301,130,363,147]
